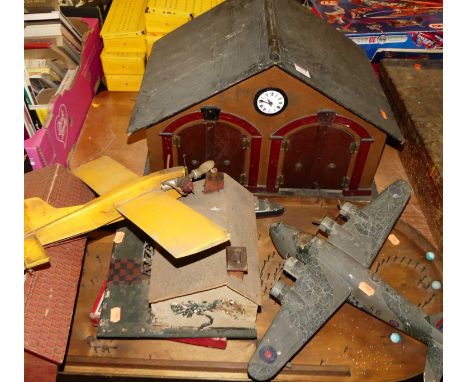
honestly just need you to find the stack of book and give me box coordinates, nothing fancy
[145,0,225,58]
[100,0,147,91]
[24,1,104,170]
[24,5,84,139]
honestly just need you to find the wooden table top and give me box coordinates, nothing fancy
[62,91,441,381]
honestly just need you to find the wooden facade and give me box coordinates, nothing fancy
[146,67,386,196]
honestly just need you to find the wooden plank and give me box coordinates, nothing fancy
[63,91,440,381]
[68,91,148,175]
[379,59,442,251]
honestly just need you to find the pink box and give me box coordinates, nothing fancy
[24,18,103,169]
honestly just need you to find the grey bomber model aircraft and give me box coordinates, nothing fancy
[248,180,442,381]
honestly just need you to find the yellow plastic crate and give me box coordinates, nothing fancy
[146,33,165,56]
[101,49,146,75]
[101,0,147,52]
[146,0,194,16]
[193,0,224,17]
[145,0,193,33]
[145,13,190,33]
[105,74,144,91]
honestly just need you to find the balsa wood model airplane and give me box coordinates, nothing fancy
[24,156,230,269]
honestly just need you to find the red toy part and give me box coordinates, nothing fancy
[90,279,108,326]
[170,337,228,350]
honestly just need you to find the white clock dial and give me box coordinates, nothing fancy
[254,88,287,116]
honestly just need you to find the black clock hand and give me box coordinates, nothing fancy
[259,99,273,106]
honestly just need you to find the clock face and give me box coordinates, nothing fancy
[254,88,288,116]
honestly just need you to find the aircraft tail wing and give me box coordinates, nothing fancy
[248,257,351,381]
[424,340,443,382]
[72,156,139,195]
[116,190,230,259]
[24,198,84,269]
[24,198,83,231]
[327,180,412,268]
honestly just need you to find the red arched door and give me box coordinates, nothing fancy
[176,121,247,183]
[281,125,354,189]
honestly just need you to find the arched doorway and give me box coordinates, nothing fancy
[267,112,374,194]
[176,121,246,182]
[281,124,354,189]
[160,111,262,188]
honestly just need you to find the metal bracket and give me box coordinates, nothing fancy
[341,176,350,190]
[239,173,247,185]
[241,137,251,150]
[201,106,221,121]
[226,246,248,272]
[317,109,337,126]
[173,135,181,148]
[277,174,284,187]
[281,139,289,152]
[349,141,359,154]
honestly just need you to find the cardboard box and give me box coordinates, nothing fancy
[24,18,103,170]
[308,0,443,63]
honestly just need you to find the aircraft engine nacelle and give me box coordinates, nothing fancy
[283,257,305,280]
[339,202,357,220]
[318,216,336,235]
[270,280,289,303]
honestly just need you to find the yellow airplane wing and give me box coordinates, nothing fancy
[72,156,139,195]
[116,191,230,258]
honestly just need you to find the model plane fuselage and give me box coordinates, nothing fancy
[25,167,184,246]
[248,180,442,382]
[24,156,230,269]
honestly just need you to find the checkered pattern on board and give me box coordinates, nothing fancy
[108,259,142,284]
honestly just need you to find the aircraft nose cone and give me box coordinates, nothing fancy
[269,223,303,259]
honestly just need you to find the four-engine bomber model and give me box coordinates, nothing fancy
[248,180,442,382]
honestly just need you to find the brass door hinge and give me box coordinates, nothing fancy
[281,139,289,152]
[341,176,350,189]
[349,141,359,154]
[173,135,181,148]
[241,137,250,150]
[239,173,247,185]
[277,174,284,187]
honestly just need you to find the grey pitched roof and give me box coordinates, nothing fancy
[128,0,403,143]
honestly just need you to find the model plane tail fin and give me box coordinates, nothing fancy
[24,234,49,269]
[24,198,83,269]
[24,197,83,232]
[423,340,443,382]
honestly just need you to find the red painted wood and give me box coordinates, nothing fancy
[162,112,204,134]
[220,112,262,137]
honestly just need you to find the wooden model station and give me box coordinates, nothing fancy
[128,0,403,196]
